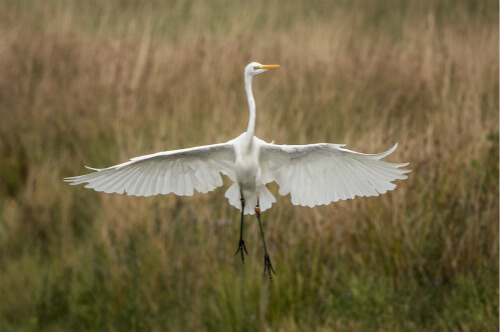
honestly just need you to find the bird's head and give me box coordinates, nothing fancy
[245,62,281,77]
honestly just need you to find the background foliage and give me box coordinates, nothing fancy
[0,0,498,331]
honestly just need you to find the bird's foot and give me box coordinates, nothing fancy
[264,253,276,281]
[235,239,248,263]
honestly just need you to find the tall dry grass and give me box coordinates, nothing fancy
[0,0,498,331]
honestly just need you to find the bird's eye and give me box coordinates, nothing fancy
[253,66,260,70]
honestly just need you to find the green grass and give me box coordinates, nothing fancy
[0,0,498,331]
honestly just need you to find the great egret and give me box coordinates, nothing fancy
[65,62,410,280]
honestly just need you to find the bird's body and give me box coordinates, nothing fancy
[234,134,260,201]
[65,62,410,279]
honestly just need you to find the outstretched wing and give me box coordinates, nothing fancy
[64,143,235,197]
[260,143,409,207]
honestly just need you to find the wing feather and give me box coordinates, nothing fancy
[64,143,235,197]
[260,142,409,207]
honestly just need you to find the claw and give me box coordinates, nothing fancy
[235,239,248,263]
[264,253,277,281]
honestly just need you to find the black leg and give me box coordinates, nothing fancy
[255,201,276,281]
[235,195,248,262]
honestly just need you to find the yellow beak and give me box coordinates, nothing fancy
[259,64,281,70]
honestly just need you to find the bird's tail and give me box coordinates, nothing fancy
[225,183,276,215]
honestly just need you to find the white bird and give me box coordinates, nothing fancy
[65,62,410,280]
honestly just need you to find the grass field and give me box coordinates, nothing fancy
[0,0,498,331]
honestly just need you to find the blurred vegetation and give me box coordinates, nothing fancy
[0,0,498,331]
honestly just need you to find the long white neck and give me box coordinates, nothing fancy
[244,74,256,145]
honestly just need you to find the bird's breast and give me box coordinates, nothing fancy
[234,143,261,192]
